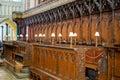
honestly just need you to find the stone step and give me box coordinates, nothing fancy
[20,67,29,73]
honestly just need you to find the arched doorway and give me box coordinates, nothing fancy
[0,18,17,41]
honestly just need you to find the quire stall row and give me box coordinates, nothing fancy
[4,0,120,80]
[3,41,120,80]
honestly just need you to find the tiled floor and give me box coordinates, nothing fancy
[0,66,30,80]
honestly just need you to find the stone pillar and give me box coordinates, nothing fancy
[1,26,3,42]
[6,24,8,41]
[24,25,26,41]
[35,0,40,6]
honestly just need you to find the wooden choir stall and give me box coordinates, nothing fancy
[10,0,120,80]
[30,44,107,80]
[3,41,32,77]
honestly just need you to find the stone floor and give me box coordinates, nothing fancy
[0,66,30,80]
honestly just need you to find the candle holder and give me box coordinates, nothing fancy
[95,32,100,47]
[58,33,62,44]
[42,34,45,44]
[73,33,77,45]
[39,33,42,44]
[20,34,23,41]
[69,32,74,48]
[51,33,55,46]
[25,34,28,41]
[35,34,38,42]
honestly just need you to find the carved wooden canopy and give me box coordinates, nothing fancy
[19,0,119,26]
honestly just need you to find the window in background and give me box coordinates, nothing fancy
[12,0,21,2]
[4,0,10,1]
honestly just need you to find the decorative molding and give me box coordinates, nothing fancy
[23,0,75,18]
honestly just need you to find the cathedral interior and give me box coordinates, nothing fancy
[0,0,120,80]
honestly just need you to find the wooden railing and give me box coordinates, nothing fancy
[30,44,107,80]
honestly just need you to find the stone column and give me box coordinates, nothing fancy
[35,0,39,6]
[1,26,3,42]
[6,24,8,41]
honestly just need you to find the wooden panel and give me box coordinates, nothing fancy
[62,21,67,41]
[68,20,73,42]
[101,19,107,43]
[115,53,120,77]
[105,47,120,80]
[91,17,96,43]
[26,11,120,46]
[114,77,120,80]
[56,22,61,41]
[30,44,107,80]
[114,14,120,44]
[48,24,51,40]
[3,41,32,72]
[52,23,56,41]
[74,18,80,42]
[82,18,88,43]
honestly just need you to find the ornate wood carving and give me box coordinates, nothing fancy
[57,8,62,34]
[84,1,92,45]
[14,0,120,45]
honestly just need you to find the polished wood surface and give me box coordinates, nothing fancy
[12,0,120,80]
[104,46,120,80]
[3,42,18,67]
[13,0,120,46]
[30,45,86,80]
[30,44,107,80]
[3,41,32,72]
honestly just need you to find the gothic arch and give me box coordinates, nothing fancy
[1,18,17,40]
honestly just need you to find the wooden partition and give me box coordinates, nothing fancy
[3,42,18,66]
[13,0,120,80]
[104,46,120,80]
[30,44,107,80]
[15,41,32,66]
[3,41,32,72]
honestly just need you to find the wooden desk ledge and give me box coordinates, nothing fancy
[20,51,26,54]
[15,61,23,72]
